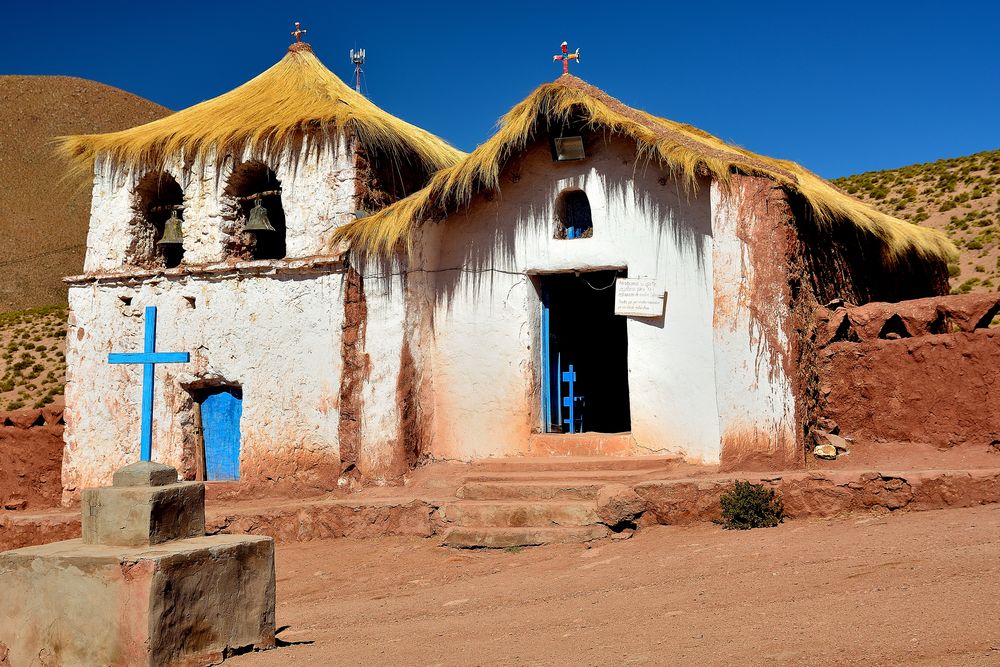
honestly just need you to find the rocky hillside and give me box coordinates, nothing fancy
[833,149,1000,294]
[0,76,170,312]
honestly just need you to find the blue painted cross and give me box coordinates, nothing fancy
[562,364,584,434]
[108,306,190,462]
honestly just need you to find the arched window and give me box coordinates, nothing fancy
[554,188,593,240]
[223,160,286,260]
[131,171,185,268]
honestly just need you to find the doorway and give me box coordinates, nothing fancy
[540,270,630,433]
[194,386,243,481]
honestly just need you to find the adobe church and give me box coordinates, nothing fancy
[58,41,955,500]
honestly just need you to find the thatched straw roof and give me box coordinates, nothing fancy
[334,74,956,264]
[58,43,463,180]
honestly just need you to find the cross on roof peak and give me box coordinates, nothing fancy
[291,22,307,44]
[553,40,580,76]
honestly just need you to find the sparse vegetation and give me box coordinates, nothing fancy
[0,305,67,411]
[718,481,784,530]
[834,149,1000,294]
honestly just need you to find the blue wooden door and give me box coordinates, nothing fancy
[201,387,242,481]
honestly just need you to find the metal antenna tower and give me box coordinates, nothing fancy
[350,48,366,94]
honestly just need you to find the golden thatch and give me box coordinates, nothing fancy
[334,74,956,264]
[58,43,463,181]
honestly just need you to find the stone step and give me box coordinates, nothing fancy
[457,481,603,501]
[439,500,600,528]
[523,433,635,457]
[469,455,680,473]
[462,469,661,484]
[441,525,610,549]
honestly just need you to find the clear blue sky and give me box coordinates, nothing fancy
[4,0,998,178]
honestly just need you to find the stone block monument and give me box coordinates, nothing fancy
[0,462,275,665]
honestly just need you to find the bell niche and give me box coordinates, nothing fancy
[131,171,185,269]
[223,160,287,261]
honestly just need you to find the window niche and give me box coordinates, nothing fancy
[130,171,185,268]
[553,188,593,239]
[222,160,286,261]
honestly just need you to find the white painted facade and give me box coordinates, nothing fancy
[65,133,802,499]
[64,138,359,498]
[63,265,346,495]
[409,140,724,463]
[83,139,357,273]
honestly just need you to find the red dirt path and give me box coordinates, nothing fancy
[231,505,1000,666]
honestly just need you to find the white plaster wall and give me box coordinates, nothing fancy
[62,271,345,496]
[420,139,721,462]
[356,266,408,480]
[710,181,798,463]
[83,137,357,273]
[83,158,147,272]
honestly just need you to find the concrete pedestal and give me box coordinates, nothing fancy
[0,463,275,666]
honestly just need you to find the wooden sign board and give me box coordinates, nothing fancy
[614,278,665,318]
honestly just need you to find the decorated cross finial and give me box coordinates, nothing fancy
[553,41,580,75]
[291,22,307,43]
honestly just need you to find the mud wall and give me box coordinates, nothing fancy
[417,137,720,463]
[0,403,65,510]
[711,176,801,470]
[816,294,1000,447]
[63,264,346,502]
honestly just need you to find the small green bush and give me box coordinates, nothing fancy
[959,278,981,293]
[718,481,784,530]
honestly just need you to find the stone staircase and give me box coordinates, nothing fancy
[438,456,679,548]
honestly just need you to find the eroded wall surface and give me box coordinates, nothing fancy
[418,139,721,462]
[63,268,345,501]
[816,294,1000,447]
[710,177,801,470]
[83,138,357,272]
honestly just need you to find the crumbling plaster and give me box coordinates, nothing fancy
[68,132,812,490]
[410,138,722,463]
[710,178,799,469]
[83,137,358,272]
[62,270,346,501]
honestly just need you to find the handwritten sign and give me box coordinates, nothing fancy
[614,278,665,318]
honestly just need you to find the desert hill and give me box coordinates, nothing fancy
[833,149,1000,294]
[0,76,170,312]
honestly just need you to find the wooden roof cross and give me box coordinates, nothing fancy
[291,22,307,43]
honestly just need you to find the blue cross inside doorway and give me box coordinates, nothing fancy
[540,270,631,434]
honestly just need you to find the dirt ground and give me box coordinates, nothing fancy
[230,505,1000,666]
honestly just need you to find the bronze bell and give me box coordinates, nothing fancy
[245,198,276,232]
[157,210,184,246]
